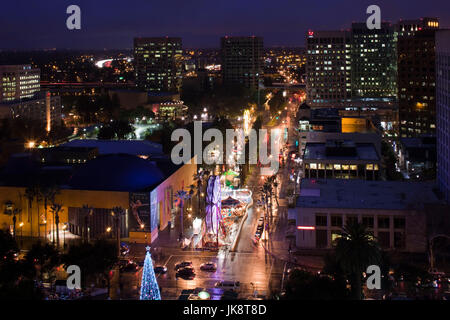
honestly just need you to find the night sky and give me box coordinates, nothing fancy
[1,0,449,49]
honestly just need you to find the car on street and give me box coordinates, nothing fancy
[215,280,240,290]
[154,266,168,274]
[175,261,193,271]
[200,262,217,271]
[176,266,196,279]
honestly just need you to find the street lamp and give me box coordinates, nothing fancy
[26,141,36,149]
[19,222,24,247]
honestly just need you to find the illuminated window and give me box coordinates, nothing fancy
[366,164,374,170]
[331,231,342,244]
[342,165,349,170]
[350,165,357,170]
[334,164,341,170]
[310,163,317,169]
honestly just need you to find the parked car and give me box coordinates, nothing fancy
[154,266,168,274]
[200,262,217,271]
[175,261,193,271]
[120,243,130,257]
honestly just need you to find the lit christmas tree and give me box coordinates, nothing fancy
[140,246,161,300]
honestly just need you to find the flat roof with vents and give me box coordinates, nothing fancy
[297,179,440,210]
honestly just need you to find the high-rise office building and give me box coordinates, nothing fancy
[397,18,440,137]
[0,65,61,131]
[397,17,440,37]
[306,30,351,106]
[0,92,61,131]
[0,65,40,102]
[221,36,263,90]
[134,37,183,93]
[436,30,450,203]
[351,22,397,99]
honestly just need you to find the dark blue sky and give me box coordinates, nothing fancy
[1,0,449,49]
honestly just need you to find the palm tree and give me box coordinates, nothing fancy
[188,184,195,215]
[335,222,381,300]
[175,190,191,240]
[50,204,63,248]
[3,201,20,239]
[272,178,279,207]
[194,169,209,216]
[41,184,59,242]
[193,172,204,216]
[261,181,273,220]
[25,185,37,238]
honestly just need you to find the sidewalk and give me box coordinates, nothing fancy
[259,143,324,272]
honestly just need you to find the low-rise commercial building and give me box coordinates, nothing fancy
[303,140,381,180]
[0,152,196,244]
[290,179,442,252]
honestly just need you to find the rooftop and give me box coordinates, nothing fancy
[62,139,163,157]
[297,179,440,210]
[303,141,379,161]
[68,154,166,192]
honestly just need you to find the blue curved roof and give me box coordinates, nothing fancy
[69,154,165,192]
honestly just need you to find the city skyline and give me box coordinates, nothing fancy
[1,0,450,49]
